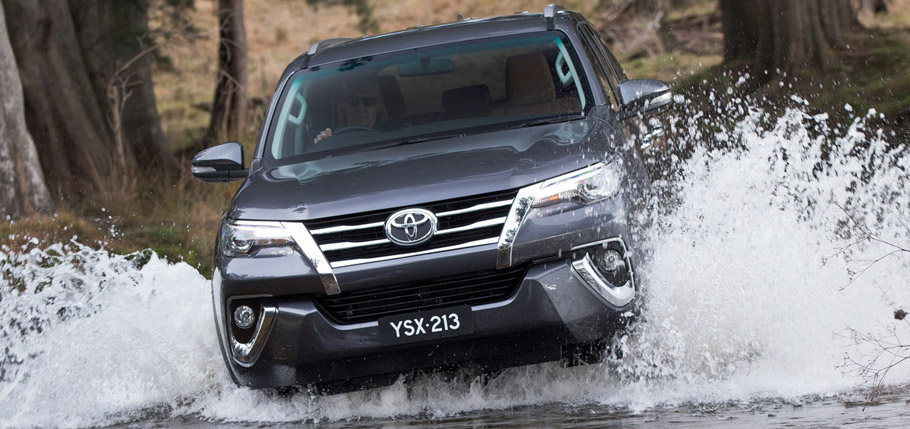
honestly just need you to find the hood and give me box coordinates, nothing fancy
[229,120,606,221]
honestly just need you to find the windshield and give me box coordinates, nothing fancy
[266,32,589,164]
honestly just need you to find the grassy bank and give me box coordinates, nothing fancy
[1,180,238,276]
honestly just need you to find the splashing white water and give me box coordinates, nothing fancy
[0,243,222,427]
[0,103,908,426]
[618,103,910,403]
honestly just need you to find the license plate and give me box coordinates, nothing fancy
[378,306,475,345]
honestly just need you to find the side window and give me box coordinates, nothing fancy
[585,23,628,82]
[581,24,622,111]
[576,26,620,111]
[602,47,628,82]
[582,25,626,96]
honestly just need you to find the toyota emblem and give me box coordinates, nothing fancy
[385,208,437,247]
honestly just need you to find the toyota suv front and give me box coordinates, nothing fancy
[192,5,669,392]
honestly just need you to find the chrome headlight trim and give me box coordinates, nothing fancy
[496,184,542,269]
[282,222,341,295]
[224,220,341,295]
[496,161,623,269]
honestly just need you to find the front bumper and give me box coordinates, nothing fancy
[216,253,634,389]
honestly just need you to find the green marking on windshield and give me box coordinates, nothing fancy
[271,77,305,159]
[554,37,586,110]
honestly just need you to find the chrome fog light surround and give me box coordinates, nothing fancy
[231,304,277,367]
[570,238,635,308]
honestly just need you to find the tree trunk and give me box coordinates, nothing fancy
[3,0,116,198]
[720,0,761,63]
[0,1,53,218]
[2,0,177,201]
[205,0,248,146]
[70,0,178,174]
[721,0,858,79]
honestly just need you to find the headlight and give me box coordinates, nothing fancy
[531,161,623,208]
[221,221,296,256]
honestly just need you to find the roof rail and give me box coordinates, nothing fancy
[544,4,563,30]
[306,37,353,56]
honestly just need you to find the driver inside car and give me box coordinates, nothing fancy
[314,77,384,143]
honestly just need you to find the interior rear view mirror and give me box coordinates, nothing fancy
[398,58,454,77]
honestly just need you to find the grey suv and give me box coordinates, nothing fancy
[192,5,669,392]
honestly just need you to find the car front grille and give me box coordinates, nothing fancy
[305,189,518,268]
[314,264,528,324]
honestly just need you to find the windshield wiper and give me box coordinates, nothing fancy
[508,115,578,129]
[368,133,465,151]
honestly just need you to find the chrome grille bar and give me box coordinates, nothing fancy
[310,198,513,236]
[436,199,513,217]
[435,217,506,236]
[310,221,384,236]
[308,190,518,268]
[330,237,499,268]
[318,217,506,252]
[320,238,391,252]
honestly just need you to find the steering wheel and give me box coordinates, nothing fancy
[332,125,376,135]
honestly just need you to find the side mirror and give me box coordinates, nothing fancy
[191,141,248,183]
[618,79,671,116]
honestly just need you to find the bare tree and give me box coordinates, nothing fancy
[91,0,177,175]
[204,0,248,146]
[834,202,910,402]
[0,1,53,218]
[843,312,910,403]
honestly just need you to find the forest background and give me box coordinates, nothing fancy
[1,0,909,276]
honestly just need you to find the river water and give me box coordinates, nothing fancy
[2,96,909,427]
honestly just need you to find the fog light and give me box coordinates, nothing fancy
[594,249,625,273]
[234,305,256,329]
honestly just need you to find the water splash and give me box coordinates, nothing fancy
[616,99,910,404]
[0,243,221,427]
[0,99,908,426]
